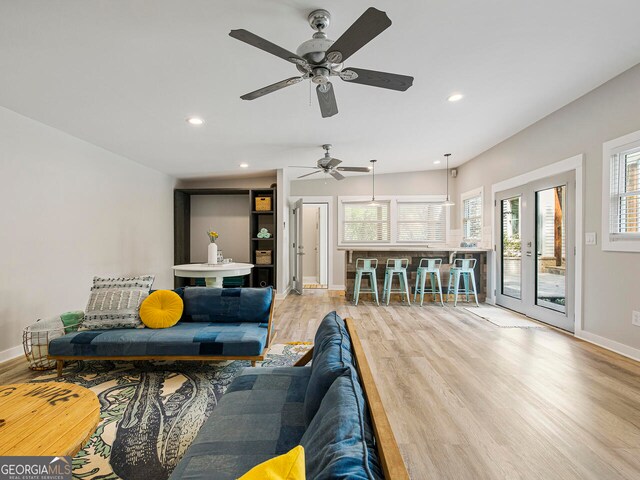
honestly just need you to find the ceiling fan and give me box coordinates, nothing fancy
[229,7,414,118]
[290,144,371,180]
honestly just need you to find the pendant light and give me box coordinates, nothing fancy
[442,153,455,206]
[368,159,378,206]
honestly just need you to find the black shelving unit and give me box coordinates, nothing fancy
[250,189,277,288]
[173,187,277,289]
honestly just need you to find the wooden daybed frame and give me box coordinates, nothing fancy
[294,317,410,480]
[49,289,277,377]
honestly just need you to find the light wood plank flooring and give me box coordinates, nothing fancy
[2,291,640,479]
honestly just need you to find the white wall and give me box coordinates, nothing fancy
[190,195,250,263]
[456,62,640,356]
[0,107,175,359]
[290,169,455,288]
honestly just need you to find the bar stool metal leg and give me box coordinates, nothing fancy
[470,272,480,307]
[436,271,445,307]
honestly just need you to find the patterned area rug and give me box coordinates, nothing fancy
[32,343,312,480]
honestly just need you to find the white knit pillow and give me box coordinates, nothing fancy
[82,275,155,330]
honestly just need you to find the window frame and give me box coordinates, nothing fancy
[602,130,640,252]
[338,195,448,247]
[460,187,484,242]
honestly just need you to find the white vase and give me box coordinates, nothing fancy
[207,242,218,264]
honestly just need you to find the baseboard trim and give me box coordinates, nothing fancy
[275,286,291,300]
[0,345,23,363]
[329,284,346,291]
[575,330,640,362]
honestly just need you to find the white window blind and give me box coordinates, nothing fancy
[463,194,482,240]
[396,202,446,243]
[609,149,640,238]
[342,202,390,243]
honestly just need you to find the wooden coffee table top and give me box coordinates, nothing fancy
[0,382,100,456]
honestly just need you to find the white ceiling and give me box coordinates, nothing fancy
[1,1,640,179]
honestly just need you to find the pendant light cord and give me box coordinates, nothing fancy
[444,153,451,202]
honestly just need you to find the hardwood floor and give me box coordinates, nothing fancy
[2,290,640,479]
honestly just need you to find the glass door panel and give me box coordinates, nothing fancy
[535,186,566,313]
[501,196,522,299]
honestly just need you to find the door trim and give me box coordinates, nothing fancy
[490,154,584,334]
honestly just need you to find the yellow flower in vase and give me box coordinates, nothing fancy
[207,231,219,243]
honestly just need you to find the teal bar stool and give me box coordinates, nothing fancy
[353,258,379,306]
[447,258,480,307]
[381,258,411,306]
[414,258,444,306]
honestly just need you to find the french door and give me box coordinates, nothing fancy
[495,172,575,331]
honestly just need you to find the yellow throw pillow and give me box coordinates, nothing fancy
[139,290,184,329]
[238,445,305,480]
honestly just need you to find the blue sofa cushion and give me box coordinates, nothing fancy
[300,368,383,480]
[169,366,311,480]
[180,287,272,324]
[48,322,268,357]
[312,311,351,365]
[304,312,353,426]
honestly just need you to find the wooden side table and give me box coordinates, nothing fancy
[0,382,100,456]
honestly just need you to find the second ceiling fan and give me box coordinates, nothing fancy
[291,144,371,180]
[229,7,414,118]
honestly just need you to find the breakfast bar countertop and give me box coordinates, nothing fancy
[338,246,492,253]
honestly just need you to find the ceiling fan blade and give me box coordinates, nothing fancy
[240,77,304,100]
[337,166,371,172]
[229,29,308,68]
[340,68,413,91]
[325,8,392,64]
[316,83,338,118]
[298,170,322,179]
[326,157,342,168]
[330,170,345,181]
[289,166,320,169]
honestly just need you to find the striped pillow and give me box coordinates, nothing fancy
[82,275,155,330]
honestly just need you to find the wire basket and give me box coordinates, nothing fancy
[22,317,69,371]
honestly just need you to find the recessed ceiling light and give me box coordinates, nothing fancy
[447,93,464,102]
[186,117,204,125]
[239,163,249,168]
[433,160,441,165]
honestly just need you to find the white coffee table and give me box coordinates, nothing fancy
[172,263,254,288]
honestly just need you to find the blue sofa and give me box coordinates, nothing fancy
[48,287,275,376]
[168,312,410,480]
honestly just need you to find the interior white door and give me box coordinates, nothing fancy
[292,198,304,294]
[495,172,575,331]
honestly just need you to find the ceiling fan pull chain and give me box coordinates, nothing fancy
[309,80,312,107]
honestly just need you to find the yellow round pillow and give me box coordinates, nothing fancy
[140,290,184,329]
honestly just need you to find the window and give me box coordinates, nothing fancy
[461,188,483,242]
[610,149,640,235]
[603,130,640,252]
[338,196,448,246]
[341,201,390,243]
[396,202,446,242]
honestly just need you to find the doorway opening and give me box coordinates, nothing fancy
[302,203,329,289]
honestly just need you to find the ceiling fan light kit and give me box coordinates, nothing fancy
[229,7,414,118]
